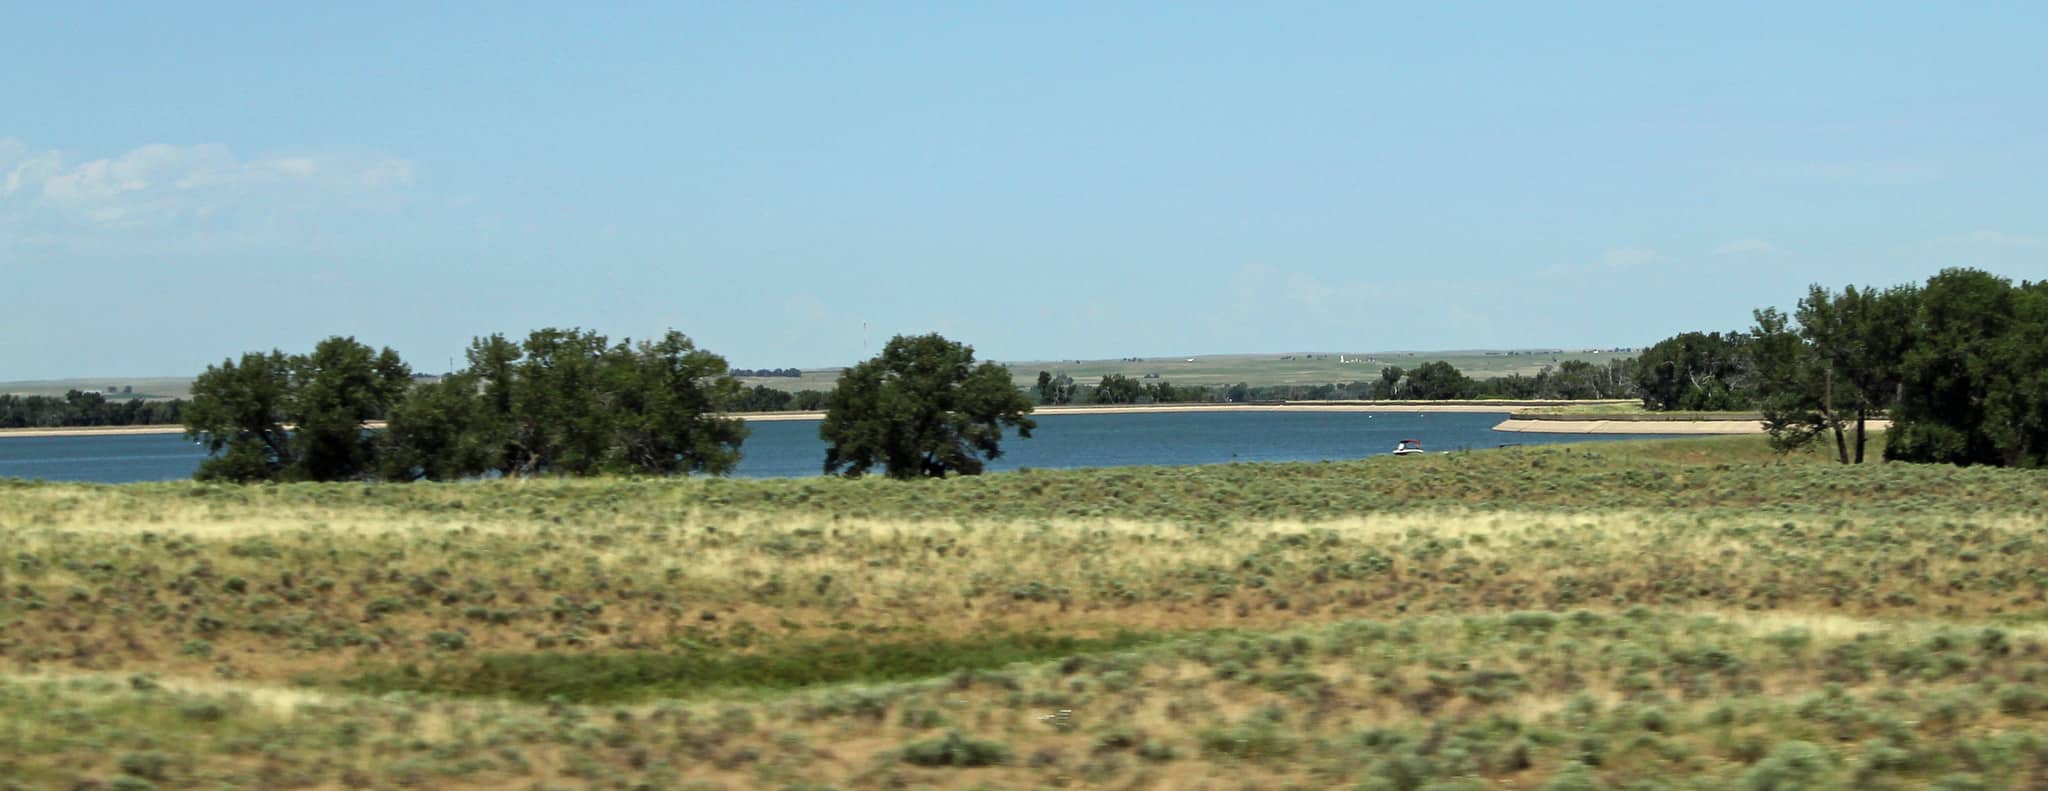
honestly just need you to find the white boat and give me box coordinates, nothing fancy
[1391,439,1426,456]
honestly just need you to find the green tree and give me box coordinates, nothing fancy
[292,337,412,481]
[1376,366,1406,399]
[1886,269,2033,465]
[384,328,746,478]
[1751,307,1839,458]
[1093,374,1144,404]
[378,372,499,481]
[184,337,410,482]
[184,350,296,482]
[1406,361,1475,400]
[1635,331,1756,411]
[604,331,748,476]
[820,333,1035,479]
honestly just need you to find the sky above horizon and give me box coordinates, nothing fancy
[5,3,2046,379]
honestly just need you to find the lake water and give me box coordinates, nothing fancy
[0,411,1664,484]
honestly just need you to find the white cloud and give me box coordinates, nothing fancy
[0,138,413,244]
[1713,239,1779,256]
[1598,247,1663,269]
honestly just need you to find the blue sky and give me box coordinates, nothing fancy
[4,3,2045,379]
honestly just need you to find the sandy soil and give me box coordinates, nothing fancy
[2,403,1643,436]
[0,425,193,438]
[1495,418,1894,435]
[732,402,1588,422]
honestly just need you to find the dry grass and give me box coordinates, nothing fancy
[6,443,2048,788]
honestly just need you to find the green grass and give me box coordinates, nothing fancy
[343,630,1172,703]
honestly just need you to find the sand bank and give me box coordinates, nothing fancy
[733,401,1606,422]
[1495,418,1893,435]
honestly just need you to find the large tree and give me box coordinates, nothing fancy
[183,337,411,482]
[1884,269,2047,466]
[821,333,1035,479]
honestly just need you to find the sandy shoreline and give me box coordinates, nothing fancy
[26,402,1820,438]
[733,401,1611,422]
[0,425,194,438]
[4,402,1637,436]
[1497,418,1893,435]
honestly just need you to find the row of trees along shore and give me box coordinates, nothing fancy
[1040,358,1640,405]
[1635,267,2047,467]
[0,391,184,429]
[184,330,1033,482]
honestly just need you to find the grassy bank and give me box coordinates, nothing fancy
[5,436,2047,788]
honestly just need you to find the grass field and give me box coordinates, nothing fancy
[6,436,2048,788]
[0,376,194,400]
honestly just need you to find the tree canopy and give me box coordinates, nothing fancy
[1656,267,2048,468]
[185,329,748,483]
[381,328,748,480]
[183,337,411,482]
[820,333,1036,479]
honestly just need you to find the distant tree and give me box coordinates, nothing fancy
[1224,382,1251,403]
[1405,361,1475,400]
[1036,371,1055,404]
[727,384,796,412]
[791,390,830,411]
[1093,374,1144,405]
[1634,331,1756,411]
[1376,366,1406,399]
[820,333,1035,479]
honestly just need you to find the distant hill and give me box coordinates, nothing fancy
[7,349,1638,398]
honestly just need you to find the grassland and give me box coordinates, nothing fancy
[4,350,1621,400]
[0,377,194,400]
[5,437,2048,789]
[731,350,1629,393]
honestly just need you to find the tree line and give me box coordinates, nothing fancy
[184,330,1032,483]
[0,391,186,428]
[1033,358,1639,405]
[1637,268,2047,467]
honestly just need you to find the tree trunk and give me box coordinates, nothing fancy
[1854,410,1867,464]
[1825,369,1848,464]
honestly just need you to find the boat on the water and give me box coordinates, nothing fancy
[1391,439,1426,456]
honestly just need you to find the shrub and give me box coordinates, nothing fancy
[1741,741,1834,791]
[117,751,172,780]
[901,731,1012,767]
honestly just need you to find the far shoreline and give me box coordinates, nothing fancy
[6,400,1776,439]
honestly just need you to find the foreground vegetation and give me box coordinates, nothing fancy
[5,436,2048,788]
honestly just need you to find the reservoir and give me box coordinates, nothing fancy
[0,411,1665,484]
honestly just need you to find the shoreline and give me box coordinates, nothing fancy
[3,401,1641,436]
[1496,418,1893,435]
[734,401,1628,423]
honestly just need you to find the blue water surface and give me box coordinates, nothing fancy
[0,411,1663,484]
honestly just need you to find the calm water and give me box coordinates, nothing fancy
[0,411,1662,484]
